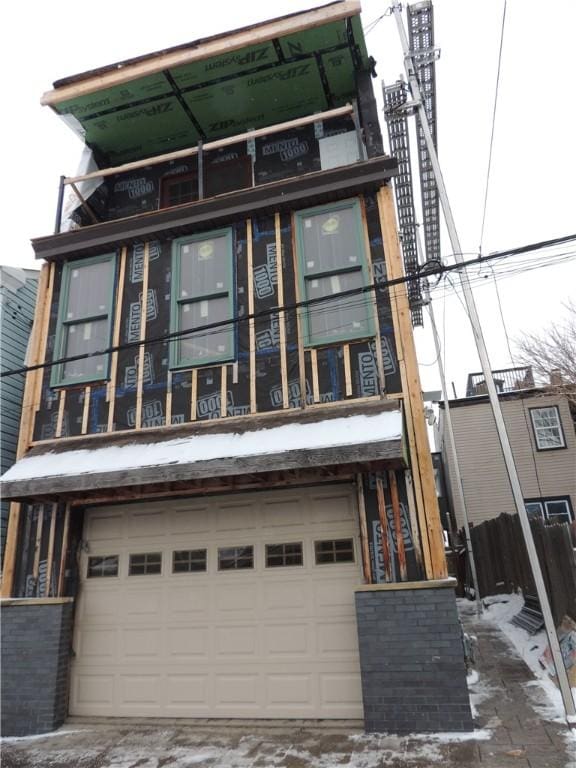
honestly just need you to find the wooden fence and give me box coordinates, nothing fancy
[465,513,576,625]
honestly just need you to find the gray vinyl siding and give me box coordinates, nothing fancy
[439,393,576,528]
[0,268,39,560]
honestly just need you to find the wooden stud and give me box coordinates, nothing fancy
[220,365,228,418]
[190,368,198,421]
[55,389,67,437]
[1,263,51,597]
[275,213,289,409]
[290,214,307,409]
[310,349,320,403]
[404,467,423,570]
[81,386,91,434]
[165,370,173,427]
[45,504,57,597]
[356,473,373,584]
[107,246,127,431]
[360,197,386,397]
[376,475,392,582]
[135,242,150,430]
[32,507,44,587]
[69,183,99,224]
[57,505,71,597]
[247,218,257,414]
[33,262,55,418]
[378,185,447,580]
[343,344,353,397]
[389,469,407,581]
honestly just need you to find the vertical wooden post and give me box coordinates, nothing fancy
[45,504,57,597]
[165,370,173,426]
[356,473,373,584]
[246,218,257,414]
[275,213,289,408]
[57,504,71,597]
[2,263,51,597]
[310,349,320,403]
[135,242,150,430]
[107,246,127,432]
[32,507,44,588]
[220,365,228,418]
[190,369,198,421]
[55,390,67,437]
[290,216,307,409]
[389,469,407,581]
[376,475,392,582]
[360,198,386,396]
[378,185,447,580]
[343,344,352,396]
[81,386,91,434]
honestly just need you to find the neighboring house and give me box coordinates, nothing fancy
[437,366,576,530]
[0,2,471,738]
[0,266,39,560]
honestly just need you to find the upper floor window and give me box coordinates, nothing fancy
[525,497,573,524]
[51,254,116,387]
[295,200,373,346]
[529,406,566,450]
[170,229,234,368]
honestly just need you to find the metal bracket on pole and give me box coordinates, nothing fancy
[391,0,576,725]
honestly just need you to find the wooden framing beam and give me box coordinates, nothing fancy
[107,246,127,431]
[42,4,360,105]
[57,505,70,597]
[356,473,372,584]
[165,371,173,426]
[376,475,392,582]
[378,185,447,580]
[290,214,307,409]
[81,387,91,434]
[55,390,66,437]
[389,469,407,581]
[45,504,57,597]
[360,197,386,396]
[190,368,198,422]
[135,242,150,430]
[220,365,228,418]
[343,344,352,397]
[247,218,257,414]
[275,213,289,409]
[310,349,320,403]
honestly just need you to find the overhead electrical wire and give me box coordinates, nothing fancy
[478,0,507,254]
[2,234,575,380]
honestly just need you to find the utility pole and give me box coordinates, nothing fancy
[391,0,576,724]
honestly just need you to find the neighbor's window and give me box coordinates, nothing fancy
[525,498,573,524]
[51,254,116,386]
[87,555,119,578]
[295,200,372,346]
[218,546,254,571]
[265,542,303,568]
[315,538,355,564]
[161,171,199,208]
[172,549,207,573]
[529,406,565,450]
[171,230,234,367]
[129,552,162,575]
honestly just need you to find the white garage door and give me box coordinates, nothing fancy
[70,485,364,718]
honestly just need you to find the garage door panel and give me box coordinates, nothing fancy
[170,503,211,534]
[71,485,363,719]
[167,626,210,658]
[263,623,309,656]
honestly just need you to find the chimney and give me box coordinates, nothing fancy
[550,369,563,386]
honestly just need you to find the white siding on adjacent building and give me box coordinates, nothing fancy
[439,393,576,528]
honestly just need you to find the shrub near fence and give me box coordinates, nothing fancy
[467,513,576,625]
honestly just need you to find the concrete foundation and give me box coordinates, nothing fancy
[1,598,74,736]
[355,580,473,733]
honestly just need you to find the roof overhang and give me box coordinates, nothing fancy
[1,402,405,502]
[41,1,371,166]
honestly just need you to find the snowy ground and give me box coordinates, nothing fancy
[476,592,576,729]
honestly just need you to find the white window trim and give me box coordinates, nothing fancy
[529,406,566,450]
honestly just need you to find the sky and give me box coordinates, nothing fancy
[1,0,575,399]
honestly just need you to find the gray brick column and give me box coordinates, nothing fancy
[1,599,74,736]
[355,580,473,733]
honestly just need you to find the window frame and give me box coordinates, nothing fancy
[314,538,355,565]
[87,554,120,579]
[294,198,374,347]
[217,545,254,571]
[51,253,117,387]
[265,541,304,568]
[170,228,235,369]
[172,548,208,574]
[525,496,574,524]
[128,552,163,576]
[529,405,566,451]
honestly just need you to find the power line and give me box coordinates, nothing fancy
[478,0,507,253]
[2,234,575,380]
